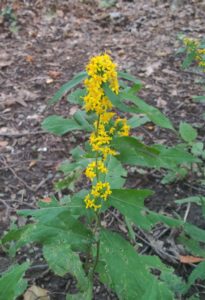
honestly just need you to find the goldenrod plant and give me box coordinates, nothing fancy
[1,54,205,300]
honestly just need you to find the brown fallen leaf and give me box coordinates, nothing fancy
[179,255,205,264]
[0,52,13,69]
[29,160,37,169]
[0,141,8,148]
[25,55,34,63]
[24,285,50,300]
[40,197,52,203]
[48,70,61,79]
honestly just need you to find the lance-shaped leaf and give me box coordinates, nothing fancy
[179,122,197,143]
[97,229,174,300]
[42,115,83,136]
[112,136,161,168]
[103,84,136,113]
[187,261,205,289]
[121,93,174,130]
[0,262,29,300]
[49,71,87,104]
[109,189,182,230]
[118,71,142,92]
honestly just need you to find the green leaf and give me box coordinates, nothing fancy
[58,158,92,174]
[179,122,197,143]
[127,115,149,128]
[66,281,92,300]
[141,279,174,300]
[156,144,199,168]
[192,95,205,102]
[188,261,205,288]
[161,167,188,184]
[113,137,197,170]
[140,255,186,294]
[97,229,174,300]
[112,136,160,168]
[42,115,83,136]
[103,156,127,189]
[182,51,196,69]
[55,169,82,192]
[67,88,86,105]
[191,142,204,156]
[99,0,117,8]
[177,234,205,258]
[43,243,88,289]
[103,84,136,113]
[3,211,93,253]
[109,189,153,229]
[118,71,142,91]
[0,262,29,300]
[184,223,205,243]
[123,94,174,130]
[109,189,182,230]
[49,71,87,104]
[73,110,93,132]
[175,196,205,205]
[70,146,86,160]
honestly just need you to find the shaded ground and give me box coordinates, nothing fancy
[1,0,205,299]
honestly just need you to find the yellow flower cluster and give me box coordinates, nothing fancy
[115,118,130,137]
[183,37,205,69]
[183,37,199,49]
[85,160,107,181]
[89,122,117,160]
[84,182,111,211]
[196,49,205,68]
[84,53,119,115]
[83,53,130,210]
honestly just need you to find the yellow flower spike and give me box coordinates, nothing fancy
[83,54,124,210]
[84,53,119,115]
[115,118,130,137]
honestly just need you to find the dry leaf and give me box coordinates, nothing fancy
[145,124,155,131]
[69,106,78,116]
[46,78,54,84]
[0,127,19,135]
[145,61,162,77]
[24,285,50,300]
[179,255,205,264]
[156,98,167,108]
[48,70,61,79]
[29,160,37,169]
[25,55,34,63]
[41,197,52,203]
[0,141,8,148]
[0,52,13,69]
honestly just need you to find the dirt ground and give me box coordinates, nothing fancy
[1,0,205,299]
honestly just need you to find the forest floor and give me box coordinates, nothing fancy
[1,0,205,299]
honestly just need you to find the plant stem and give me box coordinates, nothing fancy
[92,239,100,276]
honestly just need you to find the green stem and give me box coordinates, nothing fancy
[92,239,100,277]
[85,115,100,280]
[95,114,101,180]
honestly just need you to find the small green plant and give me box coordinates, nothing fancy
[162,121,205,184]
[1,54,205,299]
[0,5,19,34]
[178,35,205,103]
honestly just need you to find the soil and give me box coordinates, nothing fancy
[1,0,205,299]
